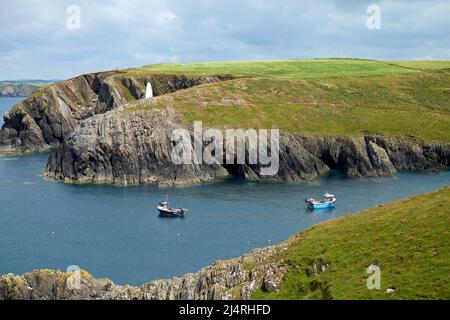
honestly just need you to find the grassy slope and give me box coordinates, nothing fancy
[251,186,450,300]
[388,61,450,70]
[139,59,420,79]
[126,59,450,142]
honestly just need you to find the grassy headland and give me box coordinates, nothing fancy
[138,59,422,79]
[124,59,450,142]
[251,186,450,300]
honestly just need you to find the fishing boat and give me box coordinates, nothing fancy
[305,193,336,210]
[157,196,188,217]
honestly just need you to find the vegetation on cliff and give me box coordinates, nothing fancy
[128,59,450,142]
[253,186,450,300]
[2,59,449,156]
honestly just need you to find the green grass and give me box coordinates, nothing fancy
[389,61,450,70]
[138,59,420,79]
[115,80,137,103]
[126,59,450,142]
[251,186,450,300]
[131,69,450,142]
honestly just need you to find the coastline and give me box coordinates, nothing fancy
[1,186,448,300]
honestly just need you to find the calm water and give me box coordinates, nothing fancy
[0,97,449,285]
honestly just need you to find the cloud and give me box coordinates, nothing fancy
[0,0,449,79]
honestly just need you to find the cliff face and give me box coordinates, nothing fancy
[0,72,233,154]
[44,101,450,185]
[0,240,291,300]
[44,106,228,185]
[1,69,448,180]
[0,72,117,154]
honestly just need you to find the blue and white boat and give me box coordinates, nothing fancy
[305,193,336,210]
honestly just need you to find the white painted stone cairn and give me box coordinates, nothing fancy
[145,82,154,99]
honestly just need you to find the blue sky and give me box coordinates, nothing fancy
[1,0,450,80]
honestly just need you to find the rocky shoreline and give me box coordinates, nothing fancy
[0,70,449,184]
[0,237,292,300]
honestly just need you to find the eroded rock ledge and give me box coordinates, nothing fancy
[43,104,450,185]
[0,239,292,300]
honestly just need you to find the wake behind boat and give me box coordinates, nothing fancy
[157,196,188,217]
[305,193,337,210]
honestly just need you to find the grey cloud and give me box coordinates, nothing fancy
[0,0,449,79]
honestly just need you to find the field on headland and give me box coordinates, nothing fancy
[252,186,450,300]
[138,59,422,79]
[125,59,450,142]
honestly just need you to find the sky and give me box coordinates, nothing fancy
[1,0,450,80]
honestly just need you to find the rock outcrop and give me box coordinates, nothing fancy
[45,106,228,185]
[0,72,233,154]
[0,72,118,153]
[0,239,292,300]
[274,134,448,181]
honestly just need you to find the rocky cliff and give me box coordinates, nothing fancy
[0,72,233,154]
[44,99,450,185]
[0,72,117,153]
[45,105,229,185]
[1,69,448,181]
[0,238,291,300]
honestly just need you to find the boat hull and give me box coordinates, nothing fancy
[158,207,187,217]
[307,201,336,210]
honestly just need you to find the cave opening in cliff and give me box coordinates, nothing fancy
[223,164,244,178]
[319,151,348,172]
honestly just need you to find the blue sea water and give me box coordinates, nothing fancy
[0,97,449,285]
